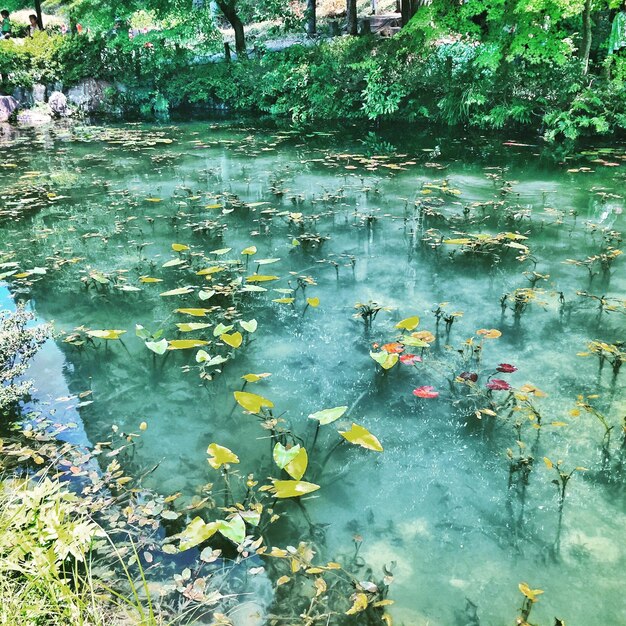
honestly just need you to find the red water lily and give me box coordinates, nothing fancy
[486,379,511,391]
[400,354,422,365]
[382,342,404,354]
[413,386,439,399]
[496,363,517,373]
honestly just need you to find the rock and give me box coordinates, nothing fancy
[66,78,112,114]
[32,83,46,104]
[17,109,52,125]
[12,86,33,108]
[0,95,18,122]
[49,91,69,117]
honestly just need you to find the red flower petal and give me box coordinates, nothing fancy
[413,386,439,399]
[486,379,511,391]
[496,363,517,373]
[400,354,422,365]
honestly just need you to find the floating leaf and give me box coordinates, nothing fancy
[139,276,163,283]
[273,298,295,304]
[242,246,257,255]
[276,576,290,586]
[308,406,348,425]
[210,248,232,255]
[413,386,439,399]
[199,290,215,301]
[270,480,320,498]
[234,391,274,414]
[306,297,320,308]
[178,517,218,551]
[213,323,234,336]
[162,258,186,268]
[273,443,301,469]
[543,457,553,469]
[207,443,240,469]
[146,339,168,355]
[339,423,383,452]
[246,275,279,283]
[396,316,420,331]
[285,447,308,480]
[172,243,189,252]
[168,339,209,350]
[241,372,270,383]
[477,328,502,339]
[240,319,258,333]
[443,238,472,245]
[370,350,398,370]
[160,287,193,297]
[176,322,212,332]
[86,329,126,340]
[218,516,246,544]
[176,308,210,317]
[220,332,243,348]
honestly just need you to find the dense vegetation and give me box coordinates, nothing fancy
[2,1,626,139]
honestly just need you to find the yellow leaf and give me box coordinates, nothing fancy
[519,582,543,602]
[139,421,148,431]
[176,308,210,317]
[242,372,271,383]
[285,447,308,480]
[314,577,327,597]
[370,351,398,370]
[86,329,126,340]
[234,391,274,414]
[551,421,568,427]
[373,600,395,607]
[273,297,295,304]
[145,197,162,202]
[443,238,472,245]
[543,457,553,469]
[172,243,189,252]
[395,316,420,331]
[339,423,383,452]
[346,592,368,615]
[220,332,243,348]
[168,339,209,350]
[241,246,257,255]
[246,274,279,282]
[207,443,240,469]
[276,576,290,586]
[196,266,225,276]
[477,328,502,339]
[270,480,320,498]
[306,297,320,308]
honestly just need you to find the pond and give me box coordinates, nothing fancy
[0,119,624,625]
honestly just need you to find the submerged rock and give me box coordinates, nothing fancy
[0,95,18,122]
[67,78,112,114]
[17,108,53,125]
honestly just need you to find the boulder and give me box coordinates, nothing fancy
[0,95,18,122]
[66,78,112,114]
[32,83,46,104]
[17,109,52,125]
[49,91,69,117]
[12,87,33,108]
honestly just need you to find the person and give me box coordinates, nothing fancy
[1,9,11,39]
[609,1,626,56]
[28,14,41,37]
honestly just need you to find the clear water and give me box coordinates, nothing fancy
[1,120,624,625]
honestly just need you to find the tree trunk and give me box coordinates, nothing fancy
[306,0,316,36]
[34,0,44,29]
[580,0,592,74]
[347,0,358,35]
[400,0,421,26]
[215,0,246,56]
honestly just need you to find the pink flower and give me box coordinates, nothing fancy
[400,354,422,365]
[496,363,517,373]
[458,371,478,382]
[486,379,511,391]
[413,386,439,399]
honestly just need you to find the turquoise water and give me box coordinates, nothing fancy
[1,120,624,625]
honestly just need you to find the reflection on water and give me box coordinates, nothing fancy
[1,120,625,625]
